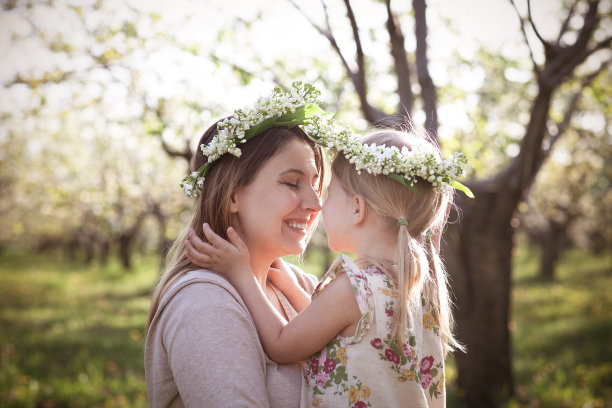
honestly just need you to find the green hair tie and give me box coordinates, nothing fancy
[425,231,433,240]
[397,218,409,227]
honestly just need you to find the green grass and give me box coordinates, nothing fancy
[506,247,612,408]
[0,247,610,407]
[0,252,155,407]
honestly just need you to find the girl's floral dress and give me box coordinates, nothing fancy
[300,254,445,408]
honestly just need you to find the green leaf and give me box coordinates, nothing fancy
[429,368,438,377]
[388,173,418,192]
[450,180,474,198]
[244,104,329,140]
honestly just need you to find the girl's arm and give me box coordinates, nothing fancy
[268,259,311,312]
[186,224,361,364]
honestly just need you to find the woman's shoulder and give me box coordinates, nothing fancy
[157,269,247,319]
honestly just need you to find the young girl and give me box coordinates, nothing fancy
[186,129,470,407]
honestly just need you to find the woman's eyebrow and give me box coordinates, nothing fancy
[280,169,320,180]
[280,169,304,176]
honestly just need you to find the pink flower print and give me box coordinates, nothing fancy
[310,358,319,374]
[366,265,383,275]
[385,348,400,364]
[420,356,435,374]
[370,338,383,349]
[316,370,329,388]
[385,308,394,317]
[420,373,433,390]
[402,343,410,356]
[354,402,367,408]
[323,358,336,374]
[354,271,367,281]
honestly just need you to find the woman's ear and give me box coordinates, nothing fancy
[351,194,367,226]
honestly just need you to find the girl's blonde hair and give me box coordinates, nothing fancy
[331,129,462,354]
[146,123,325,334]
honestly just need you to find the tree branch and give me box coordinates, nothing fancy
[384,0,414,117]
[141,97,193,164]
[288,0,396,125]
[209,53,286,90]
[545,0,600,85]
[540,59,609,164]
[550,32,612,83]
[548,33,609,86]
[287,0,357,92]
[343,0,365,90]
[315,0,356,79]
[526,0,549,46]
[510,0,542,76]
[342,0,382,123]
[413,0,438,138]
[160,139,192,163]
[556,0,579,47]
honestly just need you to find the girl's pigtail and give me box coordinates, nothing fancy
[391,223,425,351]
[422,231,465,354]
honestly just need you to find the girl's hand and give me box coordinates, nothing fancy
[268,258,312,313]
[268,258,301,293]
[186,224,251,282]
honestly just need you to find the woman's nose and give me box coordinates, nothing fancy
[304,185,322,213]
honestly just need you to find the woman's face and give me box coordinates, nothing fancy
[321,174,354,253]
[230,138,322,261]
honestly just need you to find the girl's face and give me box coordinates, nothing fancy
[231,138,322,261]
[322,174,355,253]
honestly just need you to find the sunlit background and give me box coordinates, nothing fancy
[1,0,610,406]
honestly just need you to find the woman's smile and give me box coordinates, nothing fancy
[285,219,310,234]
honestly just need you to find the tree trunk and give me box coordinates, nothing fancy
[119,232,134,270]
[539,220,563,280]
[100,239,110,266]
[445,186,520,406]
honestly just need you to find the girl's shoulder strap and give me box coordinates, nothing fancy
[313,254,361,297]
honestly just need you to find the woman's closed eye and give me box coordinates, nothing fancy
[282,180,299,189]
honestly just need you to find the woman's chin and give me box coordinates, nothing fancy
[283,240,307,256]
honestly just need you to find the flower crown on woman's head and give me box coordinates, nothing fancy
[181,82,474,199]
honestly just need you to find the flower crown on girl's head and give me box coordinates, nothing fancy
[181,82,474,199]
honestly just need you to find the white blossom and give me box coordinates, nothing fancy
[181,82,470,198]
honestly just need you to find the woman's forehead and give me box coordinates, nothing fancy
[270,139,319,173]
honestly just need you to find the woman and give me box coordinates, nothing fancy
[145,83,334,407]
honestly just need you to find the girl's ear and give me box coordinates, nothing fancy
[351,194,367,226]
[229,189,240,214]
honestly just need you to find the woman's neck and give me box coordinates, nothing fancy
[249,254,274,289]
